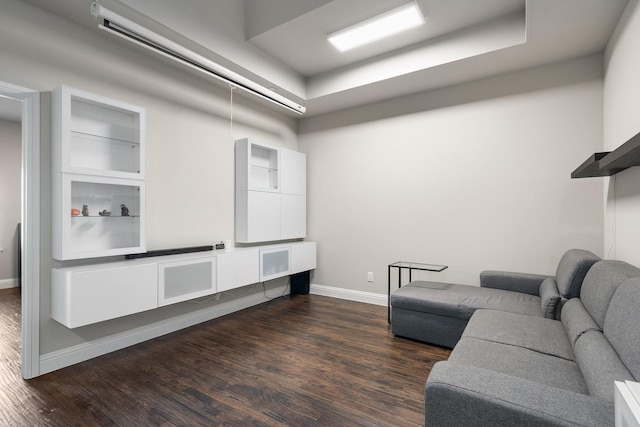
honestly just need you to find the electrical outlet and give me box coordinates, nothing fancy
[367,272,374,282]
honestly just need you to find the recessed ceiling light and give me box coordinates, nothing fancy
[328,2,425,52]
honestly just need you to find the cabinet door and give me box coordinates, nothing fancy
[246,191,281,243]
[291,242,317,274]
[260,247,291,282]
[51,263,157,328]
[158,257,216,306]
[217,249,259,292]
[53,85,145,180]
[281,194,306,240]
[280,148,306,196]
[52,173,146,260]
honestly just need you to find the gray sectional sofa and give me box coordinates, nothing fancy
[390,249,600,347]
[424,259,640,426]
[390,251,640,426]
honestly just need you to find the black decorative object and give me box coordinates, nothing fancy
[120,204,129,216]
[98,209,112,216]
[125,245,214,259]
[82,204,89,216]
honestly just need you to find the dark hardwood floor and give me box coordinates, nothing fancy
[0,288,450,426]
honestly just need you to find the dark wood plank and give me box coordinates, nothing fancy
[0,292,450,426]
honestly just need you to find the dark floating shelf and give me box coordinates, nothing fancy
[572,131,640,178]
[571,152,611,178]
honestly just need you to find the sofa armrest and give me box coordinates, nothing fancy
[479,270,551,296]
[425,361,614,427]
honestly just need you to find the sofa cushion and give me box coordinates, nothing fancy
[390,281,542,320]
[462,310,574,360]
[580,260,640,328]
[448,337,588,395]
[555,249,600,299]
[539,278,561,319]
[425,362,615,427]
[561,298,601,347]
[603,278,640,380]
[574,330,634,401]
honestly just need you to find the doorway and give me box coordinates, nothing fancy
[0,97,22,289]
[0,82,40,379]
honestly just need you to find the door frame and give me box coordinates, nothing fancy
[0,81,41,379]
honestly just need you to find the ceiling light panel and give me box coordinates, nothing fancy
[328,2,425,52]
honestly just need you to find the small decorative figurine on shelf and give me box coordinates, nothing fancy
[98,209,112,217]
[71,208,80,216]
[120,204,129,216]
[82,204,89,216]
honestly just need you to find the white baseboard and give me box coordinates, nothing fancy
[310,283,386,306]
[0,278,19,289]
[40,284,290,375]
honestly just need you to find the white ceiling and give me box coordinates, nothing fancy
[16,0,631,116]
[246,0,525,77]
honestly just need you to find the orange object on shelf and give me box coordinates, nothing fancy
[71,208,80,216]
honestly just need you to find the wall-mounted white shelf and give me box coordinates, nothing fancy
[235,138,306,243]
[52,85,146,260]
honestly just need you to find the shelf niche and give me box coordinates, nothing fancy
[572,131,640,178]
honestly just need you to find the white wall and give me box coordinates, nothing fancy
[0,0,297,358]
[603,0,640,264]
[299,55,605,294]
[0,118,21,285]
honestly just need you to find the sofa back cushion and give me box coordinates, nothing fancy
[574,330,634,401]
[561,298,600,346]
[603,278,640,381]
[580,260,640,328]
[555,249,600,299]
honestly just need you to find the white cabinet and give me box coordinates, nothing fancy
[235,138,306,243]
[216,249,260,292]
[51,262,157,328]
[281,194,306,240]
[50,242,316,328]
[158,256,216,307]
[291,241,317,273]
[52,85,146,260]
[244,191,281,243]
[280,149,306,196]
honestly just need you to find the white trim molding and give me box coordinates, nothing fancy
[310,283,386,306]
[0,81,41,379]
[0,278,19,289]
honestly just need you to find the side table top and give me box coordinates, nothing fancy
[389,261,448,272]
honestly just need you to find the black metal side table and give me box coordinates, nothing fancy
[388,261,448,323]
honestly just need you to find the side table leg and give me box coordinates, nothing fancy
[387,265,391,323]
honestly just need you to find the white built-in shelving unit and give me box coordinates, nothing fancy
[235,138,306,243]
[51,85,146,260]
[49,93,317,331]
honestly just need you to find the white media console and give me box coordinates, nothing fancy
[51,241,316,328]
